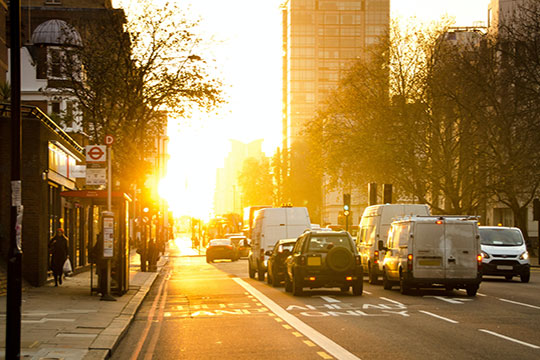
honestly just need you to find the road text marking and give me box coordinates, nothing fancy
[319,296,341,303]
[234,278,361,360]
[419,310,458,324]
[479,329,540,349]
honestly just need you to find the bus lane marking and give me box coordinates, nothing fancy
[233,278,361,360]
[284,297,408,318]
[318,296,341,303]
[425,296,473,304]
[479,329,540,349]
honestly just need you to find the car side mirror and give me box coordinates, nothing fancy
[265,250,273,256]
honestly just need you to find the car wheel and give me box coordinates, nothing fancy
[206,257,211,263]
[257,263,265,281]
[382,270,392,290]
[466,284,478,296]
[267,271,273,285]
[285,274,292,292]
[505,275,513,281]
[521,271,530,283]
[399,272,410,295]
[248,261,255,279]
[272,276,281,288]
[352,278,363,296]
[292,273,303,296]
[368,263,378,284]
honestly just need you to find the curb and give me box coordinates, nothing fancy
[84,267,163,359]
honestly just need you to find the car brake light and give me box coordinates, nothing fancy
[436,220,443,225]
[477,254,482,271]
[374,250,379,264]
[407,254,413,272]
[346,276,353,281]
[309,276,316,281]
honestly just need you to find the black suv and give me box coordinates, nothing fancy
[284,230,363,296]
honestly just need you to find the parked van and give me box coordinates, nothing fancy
[381,216,482,296]
[248,207,311,281]
[479,226,530,283]
[357,204,430,283]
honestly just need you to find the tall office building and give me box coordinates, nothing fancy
[281,0,390,223]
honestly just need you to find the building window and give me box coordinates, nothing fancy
[51,102,61,114]
[48,48,64,79]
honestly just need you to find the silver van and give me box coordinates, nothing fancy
[357,204,430,284]
[381,216,482,296]
[479,226,530,283]
[248,207,311,281]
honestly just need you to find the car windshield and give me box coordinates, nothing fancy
[308,236,352,252]
[209,239,231,246]
[479,228,524,246]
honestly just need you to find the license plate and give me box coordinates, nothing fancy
[418,259,441,266]
[307,257,321,266]
[497,265,513,270]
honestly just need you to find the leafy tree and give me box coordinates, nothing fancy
[238,157,274,207]
[63,3,223,188]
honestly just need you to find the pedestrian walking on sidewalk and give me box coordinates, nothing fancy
[49,228,69,286]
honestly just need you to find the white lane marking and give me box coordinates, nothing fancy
[479,329,540,349]
[499,298,540,310]
[457,289,486,297]
[233,278,361,360]
[362,291,372,295]
[426,296,472,304]
[419,310,459,324]
[379,297,404,306]
[319,296,341,303]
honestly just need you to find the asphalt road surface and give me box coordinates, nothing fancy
[112,238,540,360]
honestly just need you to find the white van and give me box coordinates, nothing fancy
[357,204,430,283]
[479,226,530,283]
[248,207,311,281]
[381,216,482,296]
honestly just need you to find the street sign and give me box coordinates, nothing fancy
[105,135,114,145]
[86,167,107,185]
[85,145,106,162]
[102,213,114,258]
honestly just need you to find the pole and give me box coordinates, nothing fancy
[7,0,22,358]
[101,147,115,301]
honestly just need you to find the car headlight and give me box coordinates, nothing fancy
[481,251,490,259]
[519,251,529,260]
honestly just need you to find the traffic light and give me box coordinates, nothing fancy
[343,193,351,212]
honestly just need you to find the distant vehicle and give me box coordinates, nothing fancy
[242,205,272,239]
[381,216,482,296]
[266,238,296,287]
[248,206,311,281]
[206,239,238,263]
[228,235,250,258]
[357,204,430,284]
[284,230,363,296]
[479,226,530,283]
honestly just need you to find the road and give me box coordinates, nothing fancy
[112,238,540,360]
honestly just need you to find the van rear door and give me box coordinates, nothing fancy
[445,222,478,279]
[413,222,445,279]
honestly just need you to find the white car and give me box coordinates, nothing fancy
[479,226,530,283]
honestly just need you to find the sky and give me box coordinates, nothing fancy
[114,0,491,218]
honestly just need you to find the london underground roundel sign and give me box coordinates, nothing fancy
[85,145,107,162]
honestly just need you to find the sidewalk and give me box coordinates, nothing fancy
[0,251,167,360]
